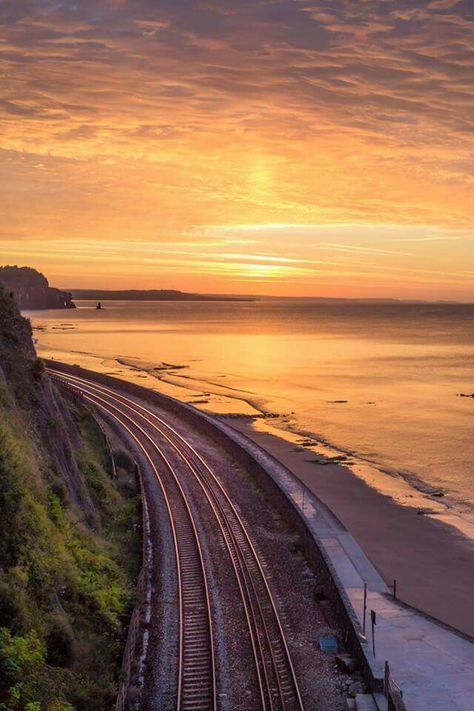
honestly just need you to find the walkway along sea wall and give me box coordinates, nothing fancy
[47,360,407,711]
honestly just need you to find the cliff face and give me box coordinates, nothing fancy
[0,266,75,310]
[0,288,92,514]
[0,288,138,710]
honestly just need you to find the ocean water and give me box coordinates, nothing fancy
[27,299,474,511]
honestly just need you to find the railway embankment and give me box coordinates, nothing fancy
[51,367,358,710]
[46,360,402,709]
[0,289,140,711]
[48,359,474,711]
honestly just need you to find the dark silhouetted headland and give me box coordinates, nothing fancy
[71,288,252,301]
[0,265,76,309]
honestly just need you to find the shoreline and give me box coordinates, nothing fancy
[39,345,474,635]
[230,415,474,636]
[39,343,474,521]
[239,415,474,533]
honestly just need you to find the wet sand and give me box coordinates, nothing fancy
[231,416,474,638]
[40,345,474,636]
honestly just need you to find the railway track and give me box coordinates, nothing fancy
[50,369,304,711]
[58,373,216,710]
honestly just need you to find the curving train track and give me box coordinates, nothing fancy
[50,369,304,711]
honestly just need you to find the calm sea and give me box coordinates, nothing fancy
[28,299,474,510]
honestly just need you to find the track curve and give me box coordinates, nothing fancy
[50,369,304,711]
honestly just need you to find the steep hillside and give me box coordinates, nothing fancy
[0,267,75,310]
[0,288,139,711]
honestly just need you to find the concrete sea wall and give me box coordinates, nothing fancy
[47,360,405,710]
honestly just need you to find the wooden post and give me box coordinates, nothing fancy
[371,609,376,657]
[393,578,397,599]
[362,582,367,633]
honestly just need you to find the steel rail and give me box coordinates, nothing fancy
[54,372,268,708]
[51,370,304,710]
[56,376,216,711]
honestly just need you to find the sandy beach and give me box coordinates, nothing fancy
[230,416,474,638]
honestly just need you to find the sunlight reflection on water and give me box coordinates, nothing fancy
[28,299,474,508]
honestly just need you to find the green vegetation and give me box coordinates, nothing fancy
[0,287,140,711]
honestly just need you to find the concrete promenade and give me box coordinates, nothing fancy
[221,420,474,711]
[306,499,474,710]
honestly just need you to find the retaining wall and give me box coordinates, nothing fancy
[47,360,404,708]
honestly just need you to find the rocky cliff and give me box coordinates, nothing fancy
[0,287,138,710]
[0,266,75,310]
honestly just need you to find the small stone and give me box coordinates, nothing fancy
[348,680,366,696]
[336,654,357,673]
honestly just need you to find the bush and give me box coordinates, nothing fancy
[47,491,65,528]
[45,614,75,669]
[0,628,71,710]
[67,533,130,632]
[0,359,139,710]
[0,628,44,708]
[113,449,134,472]
[31,359,45,382]
[0,580,20,631]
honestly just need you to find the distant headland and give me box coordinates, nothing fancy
[0,266,76,310]
[71,289,253,302]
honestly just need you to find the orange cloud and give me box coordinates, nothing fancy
[0,1,472,298]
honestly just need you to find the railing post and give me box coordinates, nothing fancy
[371,609,376,657]
[362,582,367,634]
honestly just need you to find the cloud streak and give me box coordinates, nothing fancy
[0,0,473,297]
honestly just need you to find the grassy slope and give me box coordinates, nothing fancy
[0,290,139,711]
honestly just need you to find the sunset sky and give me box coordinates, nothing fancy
[1,0,473,299]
